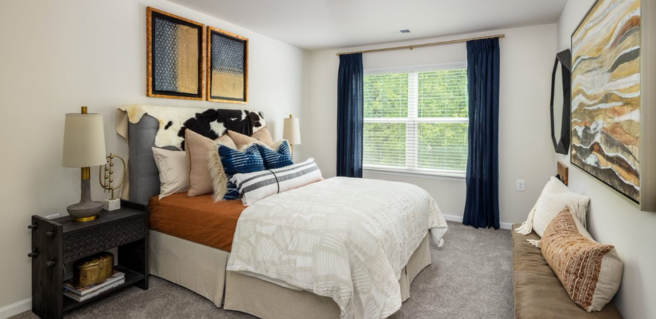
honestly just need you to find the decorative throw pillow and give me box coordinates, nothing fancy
[216,134,237,150]
[257,140,293,169]
[152,147,189,200]
[227,130,258,149]
[516,176,588,237]
[251,126,275,147]
[541,208,623,312]
[212,144,265,201]
[185,129,219,197]
[231,158,323,206]
[532,191,590,237]
[207,144,228,201]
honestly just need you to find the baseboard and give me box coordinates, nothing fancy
[443,214,512,230]
[443,214,465,223]
[0,298,31,319]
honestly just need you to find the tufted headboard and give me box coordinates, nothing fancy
[126,107,264,206]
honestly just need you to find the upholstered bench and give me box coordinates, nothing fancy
[512,224,623,319]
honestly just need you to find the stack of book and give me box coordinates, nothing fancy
[63,270,125,302]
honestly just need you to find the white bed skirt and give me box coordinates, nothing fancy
[149,230,229,307]
[149,230,432,318]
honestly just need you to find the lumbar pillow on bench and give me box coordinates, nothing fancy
[540,208,623,312]
[516,177,590,238]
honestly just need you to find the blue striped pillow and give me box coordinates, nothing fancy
[219,144,265,200]
[257,141,294,169]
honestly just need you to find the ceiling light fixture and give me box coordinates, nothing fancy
[400,29,411,34]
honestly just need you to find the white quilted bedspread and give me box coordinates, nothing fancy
[227,177,448,319]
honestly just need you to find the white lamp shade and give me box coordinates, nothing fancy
[283,117,301,144]
[62,113,107,167]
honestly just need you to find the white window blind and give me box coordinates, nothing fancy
[363,63,469,176]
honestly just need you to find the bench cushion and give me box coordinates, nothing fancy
[512,224,623,319]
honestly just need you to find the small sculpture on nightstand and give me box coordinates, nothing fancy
[99,153,126,211]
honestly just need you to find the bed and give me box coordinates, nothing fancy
[120,105,447,319]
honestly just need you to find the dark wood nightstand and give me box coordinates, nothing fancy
[29,202,148,319]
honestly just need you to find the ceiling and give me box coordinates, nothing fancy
[170,0,568,50]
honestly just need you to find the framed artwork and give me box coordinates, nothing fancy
[571,0,642,203]
[207,26,249,104]
[147,7,205,100]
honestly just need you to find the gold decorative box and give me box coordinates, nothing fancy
[73,252,114,287]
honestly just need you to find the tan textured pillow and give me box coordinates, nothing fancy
[227,130,258,149]
[251,126,274,147]
[216,134,237,149]
[185,129,216,197]
[541,208,623,312]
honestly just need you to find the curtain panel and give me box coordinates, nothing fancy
[463,38,501,229]
[336,53,364,178]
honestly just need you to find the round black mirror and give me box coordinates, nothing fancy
[551,49,571,155]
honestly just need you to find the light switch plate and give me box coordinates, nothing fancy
[517,180,525,191]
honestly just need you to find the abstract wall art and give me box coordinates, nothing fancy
[207,26,248,104]
[571,0,641,202]
[147,7,205,100]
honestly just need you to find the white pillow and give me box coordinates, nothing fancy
[230,158,322,206]
[152,147,189,200]
[516,177,589,237]
[533,191,590,237]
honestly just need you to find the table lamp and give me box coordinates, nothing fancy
[283,114,301,155]
[62,106,107,222]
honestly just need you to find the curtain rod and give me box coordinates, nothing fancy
[335,34,505,56]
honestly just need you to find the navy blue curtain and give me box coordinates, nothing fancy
[463,38,500,229]
[336,53,364,177]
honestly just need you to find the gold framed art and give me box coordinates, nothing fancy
[147,7,205,100]
[207,26,249,104]
[570,0,656,211]
[571,0,641,203]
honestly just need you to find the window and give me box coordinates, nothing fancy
[363,63,469,177]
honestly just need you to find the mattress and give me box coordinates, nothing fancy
[149,193,246,252]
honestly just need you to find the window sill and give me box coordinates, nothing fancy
[363,166,466,181]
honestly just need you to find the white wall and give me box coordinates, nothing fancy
[304,24,558,224]
[557,1,656,318]
[0,0,307,315]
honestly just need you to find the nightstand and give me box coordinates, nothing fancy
[29,202,148,319]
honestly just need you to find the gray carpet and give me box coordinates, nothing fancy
[13,221,513,319]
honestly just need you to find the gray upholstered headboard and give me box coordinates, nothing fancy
[127,109,264,206]
[128,114,162,207]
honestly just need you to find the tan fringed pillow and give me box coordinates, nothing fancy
[541,208,623,312]
[185,130,217,197]
[207,144,228,201]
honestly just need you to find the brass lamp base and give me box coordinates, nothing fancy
[72,215,99,223]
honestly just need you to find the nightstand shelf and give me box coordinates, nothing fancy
[63,266,144,312]
[30,203,149,319]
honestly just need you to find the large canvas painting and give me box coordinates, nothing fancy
[571,0,642,203]
[207,26,248,103]
[147,7,205,100]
